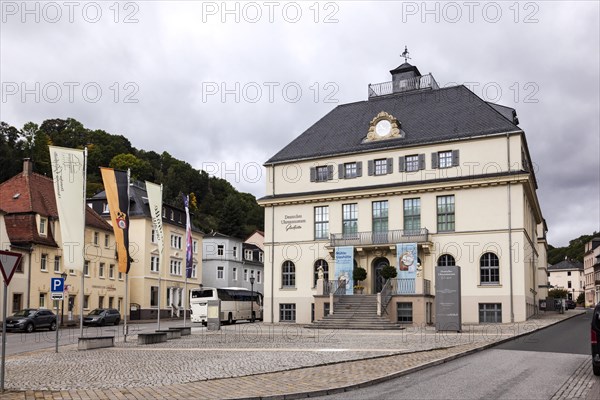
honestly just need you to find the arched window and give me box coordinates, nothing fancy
[480,253,499,284]
[313,259,329,286]
[437,254,455,266]
[282,261,295,287]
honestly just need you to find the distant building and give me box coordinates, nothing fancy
[0,159,125,318]
[548,258,585,301]
[245,230,265,250]
[584,238,600,306]
[88,181,203,320]
[202,232,264,295]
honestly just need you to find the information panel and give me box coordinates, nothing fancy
[435,265,462,332]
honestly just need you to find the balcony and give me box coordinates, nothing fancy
[368,74,439,98]
[330,228,429,248]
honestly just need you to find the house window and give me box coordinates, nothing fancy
[83,295,89,309]
[93,232,99,245]
[39,293,46,308]
[98,295,104,308]
[102,202,109,213]
[118,271,123,280]
[568,281,572,289]
[372,201,389,233]
[193,240,198,254]
[84,261,89,276]
[191,263,197,278]
[397,302,413,323]
[282,261,296,287]
[344,162,358,179]
[104,234,109,248]
[279,303,296,322]
[314,206,329,240]
[437,254,456,267]
[217,245,224,256]
[39,217,47,235]
[479,303,502,323]
[374,158,388,175]
[342,203,358,236]
[324,302,330,317]
[259,252,264,263]
[99,262,106,278]
[151,229,156,243]
[108,297,114,309]
[233,268,238,280]
[217,266,224,279]
[245,249,253,260]
[432,150,459,169]
[150,256,160,272]
[257,270,261,283]
[233,247,237,258]
[405,155,420,172]
[109,264,115,279]
[403,198,421,234]
[437,195,455,232]
[69,268,75,275]
[53,256,61,273]
[41,254,48,271]
[567,271,571,276]
[170,260,182,275]
[170,235,182,249]
[313,259,329,286]
[480,253,499,284]
[244,269,248,281]
[12,293,22,313]
[170,210,174,220]
[150,286,158,307]
[315,166,330,182]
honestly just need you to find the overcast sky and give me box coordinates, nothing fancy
[1,1,598,247]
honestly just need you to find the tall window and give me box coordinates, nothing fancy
[150,256,160,272]
[98,295,104,308]
[314,206,329,240]
[233,267,238,281]
[344,162,357,178]
[438,151,453,168]
[39,218,47,235]
[480,253,499,284]
[282,261,296,287]
[41,254,48,271]
[109,264,115,279]
[104,234,110,248]
[313,259,329,286]
[372,201,389,233]
[170,260,182,275]
[84,260,89,276]
[93,232,99,245]
[479,303,502,323]
[259,252,264,263]
[316,166,329,182]
[374,158,388,175]
[217,245,224,256]
[83,295,89,309]
[279,304,296,322]
[99,262,105,277]
[233,247,237,258]
[39,293,46,308]
[150,286,158,307]
[405,155,419,172]
[342,204,358,236]
[193,240,198,254]
[217,266,224,279]
[191,263,197,278]
[437,195,455,232]
[257,270,261,283]
[151,229,156,243]
[53,256,61,273]
[403,198,421,233]
[437,254,456,267]
[244,269,248,281]
[171,234,182,249]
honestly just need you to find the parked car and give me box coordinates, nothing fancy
[83,308,121,326]
[566,299,577,309]
[592,302,600,376]
[5,309,57,333]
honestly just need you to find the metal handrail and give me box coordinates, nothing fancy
[323,280,349,296]
[330,228,428,247]
[379,279,394,315]
[368,74,439,98]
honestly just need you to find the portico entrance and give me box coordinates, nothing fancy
[373,257,390,293]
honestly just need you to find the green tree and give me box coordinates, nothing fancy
[109,153,153,181]
[381,265,398,280]
[548,288,569,298]
[219,195,245,238]
[576,292,585,304]
[353,267,367,283]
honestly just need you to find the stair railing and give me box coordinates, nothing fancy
[377,279,395,316]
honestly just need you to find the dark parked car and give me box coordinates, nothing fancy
[592,302,600,376]
[83,308,121,326]
[566,299,577,309]
[5,309,57,333]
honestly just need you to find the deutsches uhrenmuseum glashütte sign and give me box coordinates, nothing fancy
[281,214,306,232]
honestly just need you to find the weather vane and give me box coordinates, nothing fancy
[401,46,411,63]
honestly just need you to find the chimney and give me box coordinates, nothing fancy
[23,158,32,176]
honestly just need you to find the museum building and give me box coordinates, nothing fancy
[258,60,549,326]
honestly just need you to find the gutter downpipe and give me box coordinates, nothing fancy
[270,164,275,325]
[507,133,514,323]
[26,245,33,308]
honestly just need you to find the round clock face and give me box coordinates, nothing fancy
[375,119,392,137]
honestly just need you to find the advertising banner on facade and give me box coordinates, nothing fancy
[145,181,164,263]
[49,146,86,270]
[334,246,354,295]
[396,243,417,293]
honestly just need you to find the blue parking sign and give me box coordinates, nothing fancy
[51,277,64,293]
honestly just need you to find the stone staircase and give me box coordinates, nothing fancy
[307,295,403,330]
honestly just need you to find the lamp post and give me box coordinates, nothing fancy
[60,271,67,326]
[249,277,255,322]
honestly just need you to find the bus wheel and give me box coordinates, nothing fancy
[227,313,233,325]
[251,312,256,323]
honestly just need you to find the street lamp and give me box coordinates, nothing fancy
[249,277,255,323]
[60,271,67,326]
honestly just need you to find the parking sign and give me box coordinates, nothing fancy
[51,277,64,293]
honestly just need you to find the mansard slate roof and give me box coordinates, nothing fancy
[548,259,584,271]
[266,85,520,164]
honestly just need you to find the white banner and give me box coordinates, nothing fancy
[49,146,86,270]
[145,181,164,263]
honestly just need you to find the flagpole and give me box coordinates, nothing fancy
[80,147,87,338]
[124,168,130,343]
[157,183,163,331]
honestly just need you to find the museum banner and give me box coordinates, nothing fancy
[396,243,417,293]
[334,246,354,295]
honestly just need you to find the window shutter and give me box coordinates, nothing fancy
[327,165,334,180]
[368,160,374,176]
[356,161,363,177]
[452,150,460,167]
[310,167,316,182]
[418,154,426,170]
[387,158,393,174]
[398,156,405,172]
[431,153,438,169]
[338,164,345,179]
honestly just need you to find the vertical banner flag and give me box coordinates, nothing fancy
[49,146,86,269]
[183,194,193,279]
[145,182,164,263]
[397,243,417,293]
[100,168,131,274]
[334,246,354,295]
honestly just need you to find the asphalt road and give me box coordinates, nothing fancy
[318,311,596,400]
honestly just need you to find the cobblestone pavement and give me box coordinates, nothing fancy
[1,311,595,399]
[550,357,600,400]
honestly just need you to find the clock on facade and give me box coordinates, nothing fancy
[365,111,403,141]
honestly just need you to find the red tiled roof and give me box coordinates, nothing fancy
[4,214,58,247]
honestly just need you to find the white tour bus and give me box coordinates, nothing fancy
[190,287,263,325]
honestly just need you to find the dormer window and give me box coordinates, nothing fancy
[39,217,47,236]
[102,202,109,214]
[245,249,253,260]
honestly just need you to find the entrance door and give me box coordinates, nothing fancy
[373,258,389,293]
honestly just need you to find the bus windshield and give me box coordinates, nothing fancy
[191,289,215,299]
